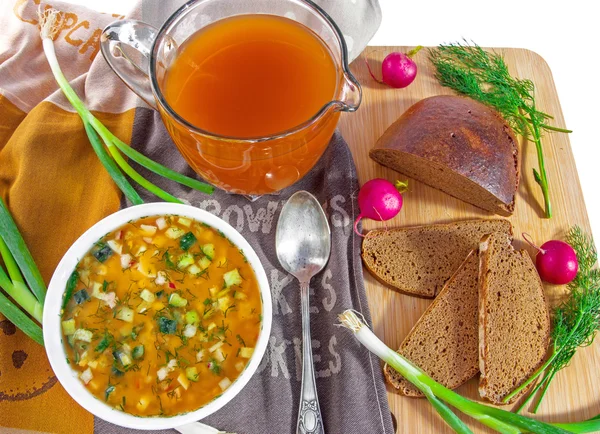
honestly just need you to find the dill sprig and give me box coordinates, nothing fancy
[429,42,572,218]
[505,226,600,412]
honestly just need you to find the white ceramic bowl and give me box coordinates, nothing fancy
[44,203,272,430]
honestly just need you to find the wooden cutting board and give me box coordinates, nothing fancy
[338,46,600,433]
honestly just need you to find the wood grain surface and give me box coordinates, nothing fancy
[338,47,600,433]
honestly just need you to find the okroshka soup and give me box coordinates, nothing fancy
[60,214,262,417]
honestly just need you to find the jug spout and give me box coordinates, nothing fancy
[337,72,362,112]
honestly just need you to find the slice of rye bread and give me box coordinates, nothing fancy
[478,233,551,405]
[362,219,512,297]
[384,250,480,397]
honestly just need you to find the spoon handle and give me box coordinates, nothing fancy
[297,281,325,434]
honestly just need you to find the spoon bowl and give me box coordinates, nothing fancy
[276,191,331,281]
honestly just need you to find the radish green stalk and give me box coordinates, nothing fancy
[337,310,600,434]
[38,8,214,203]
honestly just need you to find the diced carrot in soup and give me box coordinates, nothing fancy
[61,215,262,417]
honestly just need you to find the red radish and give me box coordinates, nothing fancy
[522,233,578,284]
[366,46,423,89]
[354,178,407,237]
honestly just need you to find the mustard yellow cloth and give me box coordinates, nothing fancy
[0,1,136,432]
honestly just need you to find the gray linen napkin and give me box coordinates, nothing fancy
[92,108,394,434]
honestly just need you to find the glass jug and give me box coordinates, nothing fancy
[100,0,361,196]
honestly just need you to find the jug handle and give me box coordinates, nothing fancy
[100,20,159,109]
[338,72,362,113]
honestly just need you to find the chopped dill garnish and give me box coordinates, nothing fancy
[223,304,236,318]
[236,334,246,347]
[216,320,230,336]
[209,358,221,375]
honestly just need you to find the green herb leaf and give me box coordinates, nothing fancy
[95,334,112,352]
[236,334,246,347]
[179,232,197,251]
[62,270,79,310]
[163,250,175,269]
[208,358,221,375]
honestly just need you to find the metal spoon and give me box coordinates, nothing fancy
[276,191,331,434]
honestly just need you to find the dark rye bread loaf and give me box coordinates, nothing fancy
[384,250,480,396]
[362,219,512,297]
[478,233,551,405]
[369,95,520,216]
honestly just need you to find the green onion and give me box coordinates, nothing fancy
[424,391,474,434]
[0,291,44,345]
[84,123,143,205]
[554,415,600,434]
[38,8,214,204]
[0,197,46,344]
[108,135,213,194]
[0,198,46,304]
[338,310,600,434]
[0,251,42,322]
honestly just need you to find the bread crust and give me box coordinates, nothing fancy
[478,234,493,401]
[370,95,520,216]
[478,233,551,405]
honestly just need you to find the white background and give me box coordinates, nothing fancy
[70,0,600,240]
